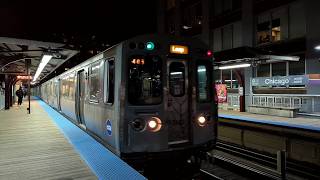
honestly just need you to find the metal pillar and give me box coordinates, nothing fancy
[277,150,286,180]
[25,59,31,114]
[4,75,10,110]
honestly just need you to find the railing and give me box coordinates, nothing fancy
[0,90,4,110]
[251,94,320,115]
[218,93,240,111]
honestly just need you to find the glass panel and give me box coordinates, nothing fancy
[231,70,239,89]
[128,55,162,105]
[197,65,209,101]
[89,61,102,102]
[222,70,231,89]
[169,62,185,97]
[257,64,270,77]
[289,59,305,75]
[214,70,221,84]
[272,62,286,76]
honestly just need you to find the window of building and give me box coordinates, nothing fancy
[89,61,102,102]
[257,64,270,77]
[128,55,162,105]
[272,62,286,76]
[257,21,270,44]
[271,18,281,42]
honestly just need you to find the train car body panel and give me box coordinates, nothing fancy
[37,34,217,164]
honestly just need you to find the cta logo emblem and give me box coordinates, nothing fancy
[106,120,112,136]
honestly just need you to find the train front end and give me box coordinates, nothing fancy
[120,35,217,162]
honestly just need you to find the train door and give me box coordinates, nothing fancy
[167,59,190,145]
[76,70,86,127]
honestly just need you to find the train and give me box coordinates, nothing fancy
[36,34,217,165]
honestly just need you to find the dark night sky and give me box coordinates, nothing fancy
[0,0,157,46]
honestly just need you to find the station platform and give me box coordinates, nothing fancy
[219,110,320,132]
[0,99,146,180]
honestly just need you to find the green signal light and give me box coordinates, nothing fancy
[146,42,155,50]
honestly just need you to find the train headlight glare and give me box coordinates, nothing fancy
[197,116,206,126]
[147,117,162,132]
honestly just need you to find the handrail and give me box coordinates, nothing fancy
[252,94,320,97]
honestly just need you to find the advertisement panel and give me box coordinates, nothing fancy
[215,84,227,103]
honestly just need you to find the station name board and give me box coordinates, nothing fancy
[251,75,309,87]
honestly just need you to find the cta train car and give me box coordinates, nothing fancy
[39,34,217,164]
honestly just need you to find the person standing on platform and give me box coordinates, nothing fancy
[16,87,23,105]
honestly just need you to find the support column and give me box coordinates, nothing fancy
[242,0,254,111]
[4,75,10,110]
[25,59,31,114]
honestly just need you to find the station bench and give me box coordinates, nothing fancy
[248,105,300,118]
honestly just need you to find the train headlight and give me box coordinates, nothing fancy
[147,117,162,132]
[131,118,146,132]
[197,115,206,126]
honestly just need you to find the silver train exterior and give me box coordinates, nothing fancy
[38,34,217,162]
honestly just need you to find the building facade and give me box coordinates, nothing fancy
[157,0,320,115]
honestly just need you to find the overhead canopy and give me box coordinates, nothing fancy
[0,37,78,82]
[213,46,300,66]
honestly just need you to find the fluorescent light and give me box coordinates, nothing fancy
[32,54,52,82]
[315,45,320,50]
[170,72,182,75]
[218,63,251,70]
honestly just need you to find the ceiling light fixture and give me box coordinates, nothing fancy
[32,54,52,82]
[218,63,251,70]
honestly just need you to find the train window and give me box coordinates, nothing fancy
[169,62,185,97]
[89,61,102,102]
[103,58,115,104]
[128,55,162,105]
[197,65,209,101]
[68,73,75,99]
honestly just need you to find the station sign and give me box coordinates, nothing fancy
[251,75,309,87]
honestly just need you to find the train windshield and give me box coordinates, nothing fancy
[128,55,162,105]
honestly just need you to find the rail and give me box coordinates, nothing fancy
[251,94,320,115]
[212,140,320,180]
[0,89,4,110]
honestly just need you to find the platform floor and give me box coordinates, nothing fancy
[219,109,320,132]
[0,100,96,179]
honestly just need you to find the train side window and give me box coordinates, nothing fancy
[103,58,115,104]
[197,65,209,101]
[89,60,102,103]
[169,62,185,97]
